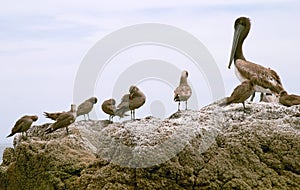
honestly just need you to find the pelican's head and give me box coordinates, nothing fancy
[228,17,251,69]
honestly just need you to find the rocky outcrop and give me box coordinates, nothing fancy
[0,101,299,189]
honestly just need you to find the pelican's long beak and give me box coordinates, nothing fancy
[228,24,244,69]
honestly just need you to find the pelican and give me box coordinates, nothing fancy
[228,17,284,97]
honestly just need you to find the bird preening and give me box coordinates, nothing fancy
[7,115,38,138]
[101,98,117,122]
[106,85,146,121]
[6,16,300,140]
[77,97,98,120]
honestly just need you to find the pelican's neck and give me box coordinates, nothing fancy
[234,39,246,61]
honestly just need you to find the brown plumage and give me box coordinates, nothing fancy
[43,111,64,121]
[77,97,98,120]
[279,91,300,107]
[220,79,255,110]
[174,70,192,111]
[45,104,76,134]
[115,94,130,118]
[228,17,284,96]
[7,115,38,138]
[129,85,146,120]
[101,98,116,121]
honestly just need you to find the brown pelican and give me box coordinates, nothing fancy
[77,97,98,120]
[174,70,192,111]
[101,98,116,122]
[45,104,76,134]
[220,79,255,110]
[129,85,146,120]
[228,17,284,97]
[7,115,38,138]
[279,91,300,107]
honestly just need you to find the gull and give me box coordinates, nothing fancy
[128,85,146,120]
[77,97,97,120]
[101,98,117,122]
[174,70,192,111]
[7,115,38,138]
[45,104,76,134]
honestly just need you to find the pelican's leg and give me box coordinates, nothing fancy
[131,110,133,120]
[88,114,90,120]
[178,101,181,111]
[259,93,264,102]
[250,92,255,101]
[66,126,69,134]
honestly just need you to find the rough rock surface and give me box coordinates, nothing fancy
[0,101,299,190]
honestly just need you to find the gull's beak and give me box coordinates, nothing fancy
[228,24,244,69]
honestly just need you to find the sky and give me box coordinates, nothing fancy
[1,0,300,144]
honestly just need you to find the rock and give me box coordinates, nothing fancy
[0,101,299,189]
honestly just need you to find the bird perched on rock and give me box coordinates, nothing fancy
[174,70,192,111]
[115,94,130,118]
[7,115,38,138]
[279,91,300,107]
[220,79,255,111]
[228,17,285,100]
[101,98,117,122]
[45,104,76,134]
[129,85,146,120]
[77,97,97,120]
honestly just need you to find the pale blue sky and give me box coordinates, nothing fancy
[1,0,300,144]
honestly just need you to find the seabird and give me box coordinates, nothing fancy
[129,85,146,120]
[45,104,76,134]
[228,17,284,97]
[101,98,116,122]
[220,79,255,110]
[7,115,38,138]
[115,94,130,118]
[77,97,98,120]
[279,90,300,107]
[174,70,192,111]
